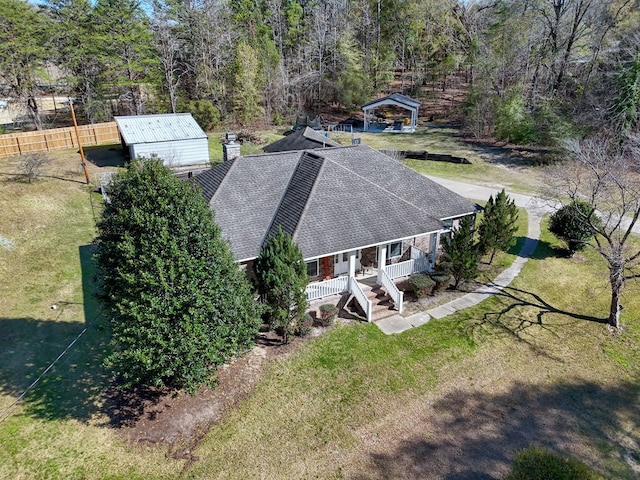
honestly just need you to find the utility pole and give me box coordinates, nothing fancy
[69,100,90,184]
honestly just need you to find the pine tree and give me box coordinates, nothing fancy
[96,160,260,393]
[0,0,52,130]
[478,189,519,264]
[254,227,308,344]
[442,216,479,289]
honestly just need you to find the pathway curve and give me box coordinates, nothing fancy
[376,178,552,334]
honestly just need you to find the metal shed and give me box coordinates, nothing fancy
[114,113,210,168]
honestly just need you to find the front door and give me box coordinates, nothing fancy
[334,250,361,276]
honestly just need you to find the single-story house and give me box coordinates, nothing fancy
[114,113,210,168]
[193,144,476,320]
[263,126,341,153]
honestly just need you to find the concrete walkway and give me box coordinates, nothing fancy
[375,178,552,335]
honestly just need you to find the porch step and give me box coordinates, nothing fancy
[362,284,399,321]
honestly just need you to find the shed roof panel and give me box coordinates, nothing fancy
[114,113,207,145]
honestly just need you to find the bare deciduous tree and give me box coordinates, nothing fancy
[16,152,51,183]
[545,135,640,328]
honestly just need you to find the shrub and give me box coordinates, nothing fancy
[409,273,435,299]
[430,273,451,293]
[16,152,51,183]
[318,303,339,326]
[295,313,313,337]
[181,100,221,131]
[548,200,600,255]
[506,447,603,480]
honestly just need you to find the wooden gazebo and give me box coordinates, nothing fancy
[362,93,421,132]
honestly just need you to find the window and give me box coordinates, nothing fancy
[306,260,319,278]
[387,241,402,258]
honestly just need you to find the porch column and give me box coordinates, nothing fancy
[347,250,357,290]
[429,233,439,271]
[377,245,387,284]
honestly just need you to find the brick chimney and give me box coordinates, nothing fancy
[223,132,240,162]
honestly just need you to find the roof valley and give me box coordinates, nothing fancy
[262,151,325,245]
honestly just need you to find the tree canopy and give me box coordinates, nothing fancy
[95,159,261,392]
[4,0,633,135]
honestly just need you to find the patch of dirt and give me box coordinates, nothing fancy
[104,332,307,468]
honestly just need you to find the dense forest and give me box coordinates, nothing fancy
[0,0,638,144]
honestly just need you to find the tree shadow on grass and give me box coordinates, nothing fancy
[0,245,163,426]
[466,285,607,362]
[0,245,107,422]
[354,379,640,479]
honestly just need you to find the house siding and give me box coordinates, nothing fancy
[131,138,209,167]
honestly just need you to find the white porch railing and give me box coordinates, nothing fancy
[305,276,349,302]
[349,279,373,322]
[410,245,427,260]
[385,257,429,279]
[379,269,404,315]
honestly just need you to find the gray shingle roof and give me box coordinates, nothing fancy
[193,145,476,261]
[263,127,340,153]
[265,151,324,240]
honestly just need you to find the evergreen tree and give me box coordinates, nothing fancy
[0,0,52,130]
[478,189,519,264]
[96,160,260,393]
[92,0,159,116]
[231,40,264,126]
[254,227,308,344]
[549,200,600,256]
[442,215,479,289]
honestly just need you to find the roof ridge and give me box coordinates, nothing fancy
[261,151,325,246]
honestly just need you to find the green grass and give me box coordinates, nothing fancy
[1,139,639,479]
[506,447,604,480]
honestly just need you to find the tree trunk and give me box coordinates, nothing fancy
[27,97,43,130]
[608,264,624,328]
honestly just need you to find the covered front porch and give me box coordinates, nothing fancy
[305,241,434,322]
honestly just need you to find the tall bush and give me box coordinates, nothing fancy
[478,189,519,264]
[549,200,600,255]
[95,159,260,392]
[254,226,308,344]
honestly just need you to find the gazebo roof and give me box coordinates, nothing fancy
[362,93,421,110]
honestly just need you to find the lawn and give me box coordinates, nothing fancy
[0,140,638,479]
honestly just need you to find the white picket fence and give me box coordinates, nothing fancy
[305,276,348,301]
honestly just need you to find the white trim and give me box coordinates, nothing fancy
[440,211,477,221]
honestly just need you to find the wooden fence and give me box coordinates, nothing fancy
[0,122,120,157]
